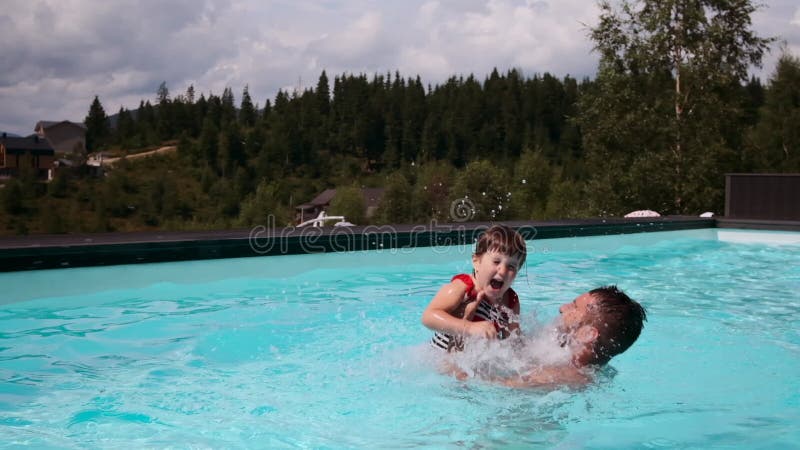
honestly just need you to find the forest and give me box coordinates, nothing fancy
[2,0,799,235]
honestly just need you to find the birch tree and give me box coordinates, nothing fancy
[579,0,772,214]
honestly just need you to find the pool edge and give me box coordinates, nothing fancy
[0,217,719,272]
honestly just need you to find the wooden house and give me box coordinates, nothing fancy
[0,133,55,178]
[34,120,87,155]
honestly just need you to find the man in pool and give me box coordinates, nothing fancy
[475,285,647,387]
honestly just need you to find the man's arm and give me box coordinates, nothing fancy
[488,364,592,389]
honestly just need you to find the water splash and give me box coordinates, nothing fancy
[447,319,571,381]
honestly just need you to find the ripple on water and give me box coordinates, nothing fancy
[1,233,799,448]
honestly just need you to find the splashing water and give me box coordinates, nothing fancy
[448,317,572,380]
[2,229,799,448]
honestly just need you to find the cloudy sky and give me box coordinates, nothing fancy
[2,0,799,135]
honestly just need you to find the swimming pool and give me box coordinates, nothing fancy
[1,228,798,448]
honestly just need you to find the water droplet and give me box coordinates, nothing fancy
[498,205,503,211]
[482,192,486,196]
[521,179,527,184]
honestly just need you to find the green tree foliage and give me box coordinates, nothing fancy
[375,172,414,224]
[84,95,109,151]
[238,179,290,227]
[1,178,25,214]
[580,0,772,215]
[217,124,245,176]
[450,160,512,222]
[209,177,241,218]
[48,171,69,198]
[509,149,553,219]
[221,87,237,125]
[156,82,174,140]
[239,85,257,127]
[412,161,455,222]
[41,200,68,234]
[747,49,800,171]
[329,186,366,225]
[316,70,331,117]
[115,106,136,146]
[14,7,800,237]
[545,178,589,219]
[142,176,178,225]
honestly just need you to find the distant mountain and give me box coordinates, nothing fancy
[0,131,22,138]
[107,109,138,129]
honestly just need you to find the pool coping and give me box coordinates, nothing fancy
[715,217,800,232]
[0,216,721,272]
[2,216,798,272]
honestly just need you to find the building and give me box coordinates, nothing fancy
[34,120,87,155]
[296,188,385,224]
[0,133,55,178]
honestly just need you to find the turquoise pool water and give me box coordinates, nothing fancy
[1,228,799,448]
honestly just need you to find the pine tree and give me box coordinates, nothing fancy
[84,95,109,151]
[239,85,257,127]
[316,70,331,117]
[116,106,135,146]
[221,87,236,125]
[156,81,173,140]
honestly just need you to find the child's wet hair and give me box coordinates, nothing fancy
[474,224,527,266]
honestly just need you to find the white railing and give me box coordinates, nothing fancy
[297,211,354,228]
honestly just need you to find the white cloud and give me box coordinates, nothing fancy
[396,0,599,81]
[1,0,799,135]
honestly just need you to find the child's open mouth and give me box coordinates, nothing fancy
[489,279,503,290]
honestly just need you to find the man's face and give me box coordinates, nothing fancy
[556,292,601,364]
[557,292,597,334]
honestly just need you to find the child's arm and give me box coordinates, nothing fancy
[421,280,497,339]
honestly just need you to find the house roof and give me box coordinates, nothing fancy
[1,134,55,155]
[309,188,337,206]
[35,120,87,132]
[297,188,386,210]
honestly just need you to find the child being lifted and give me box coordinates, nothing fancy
[422,224,527,352]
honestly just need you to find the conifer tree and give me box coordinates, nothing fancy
[84,95,109,151]
[239,85,257,127]
[221,87,237,125]
[156,81,174,140]
[316,70,331,117]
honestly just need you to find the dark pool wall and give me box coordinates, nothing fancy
[0,217,715,272]
[725,173,800,221]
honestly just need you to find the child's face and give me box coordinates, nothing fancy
[472,250,521,301]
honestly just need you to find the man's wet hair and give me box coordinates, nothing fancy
[586,285,647,365]
[474,224,527,267]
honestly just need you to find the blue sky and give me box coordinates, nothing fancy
[1,0,799,136]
